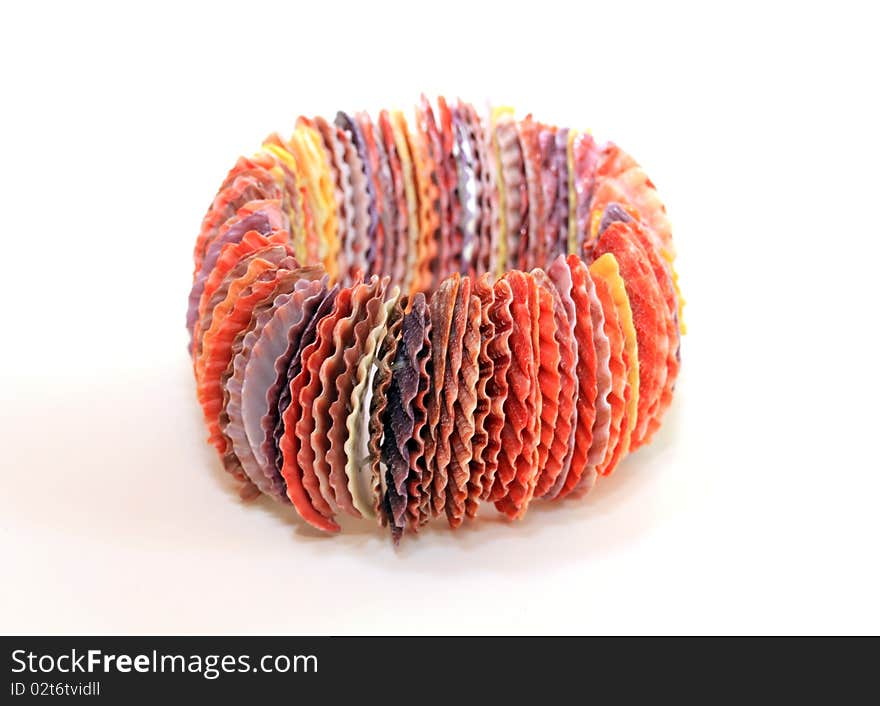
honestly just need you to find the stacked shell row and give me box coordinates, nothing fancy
[187,97,683,541]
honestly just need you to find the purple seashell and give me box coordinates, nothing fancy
[452,106,479,275]
[538,128,559,261]
[383,292,428,537]
[554,128,570,260]
[241,277,328,497]
[598,202,634,236]
[272,285,339,476]
[224,300,286,497]
[335,111,378,267]
[365,113,398,284]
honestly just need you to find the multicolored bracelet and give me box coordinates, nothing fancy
[187,97,684,542]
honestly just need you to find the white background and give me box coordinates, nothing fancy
[1,1,878,635]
